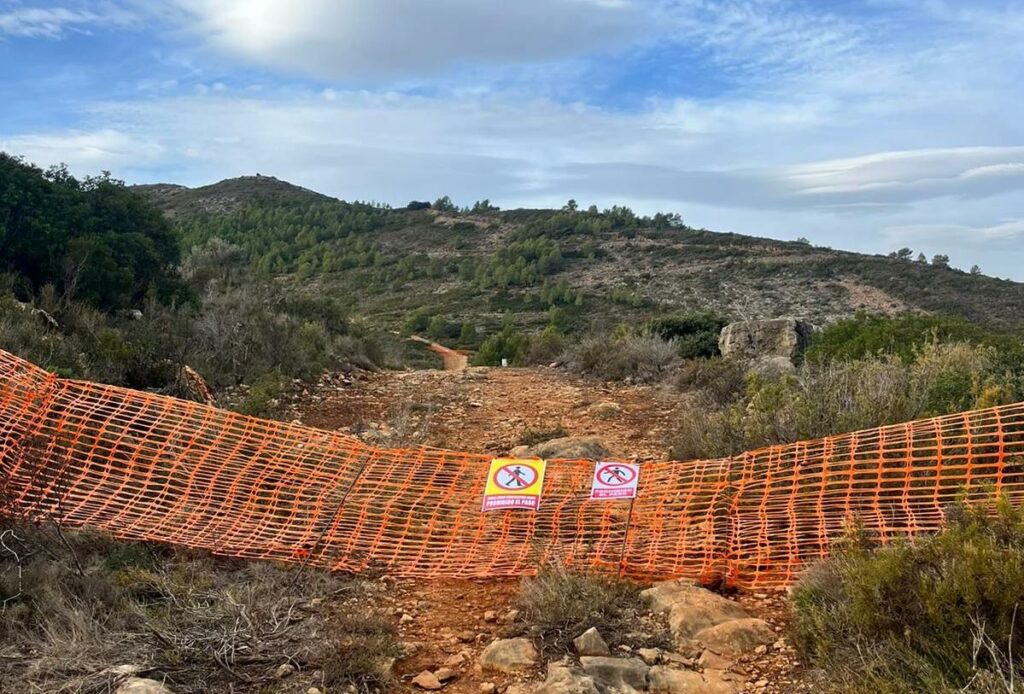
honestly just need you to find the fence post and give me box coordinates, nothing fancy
[290,446,375,584]
[616,475,639,577]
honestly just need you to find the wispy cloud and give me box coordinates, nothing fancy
[0,3,137,38]
[655,0,867,77]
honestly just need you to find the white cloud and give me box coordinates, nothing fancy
[176,0,642,79]
[1,129,165,169]
[7,91,1022,213]
[886,218,1024,244]
[0,3,137,37]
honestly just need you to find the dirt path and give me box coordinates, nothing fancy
[287,366,682,459]
[281,366,804,693]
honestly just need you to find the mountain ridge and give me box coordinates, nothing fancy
[132,175,1024,335]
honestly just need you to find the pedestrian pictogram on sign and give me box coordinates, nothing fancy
[590,461,640,500]
[482,458,546,511]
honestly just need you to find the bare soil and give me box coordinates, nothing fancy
[289,366,683,459]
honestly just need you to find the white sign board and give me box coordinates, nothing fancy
[590,461,640,500]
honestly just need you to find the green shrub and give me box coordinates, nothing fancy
[675,357,747,407]
[472,324,532,366]
[792,498,1024,693]
[235,371,287,417]
[806,313,1021,364]
[523,325,567,365]
[643,312,728,359]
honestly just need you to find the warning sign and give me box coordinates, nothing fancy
[482,458,547,512]
[590,461,640,500]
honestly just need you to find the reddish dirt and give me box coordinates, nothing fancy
[282,366,805,692]
[288,366,683,459]
[383,578,534,693]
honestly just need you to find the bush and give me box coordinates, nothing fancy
[564,334,678,383]
[792,498,1024,693]
[0,524,367,692]
[0,279,384,397]
[806,313,1021,364]
[675,357,746,407]
[317,610,401,692]
[516,565,649,655]
[669,343,1020,460]
[523,325,567,365]
[643,312,729,359]
[472,324,532,366]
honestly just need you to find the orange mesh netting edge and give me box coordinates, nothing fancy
[1,348,1022,588]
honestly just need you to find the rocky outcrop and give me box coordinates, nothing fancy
[536,662,601,694]
[693,618,775,657]
[641,579,776,672]
[648,666,738,693]
[718,319,812,364]
[641,580,749,639]
[579,656,649,692]
[479,637,539,673]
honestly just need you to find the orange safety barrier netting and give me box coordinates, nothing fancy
[1,348,1023,588]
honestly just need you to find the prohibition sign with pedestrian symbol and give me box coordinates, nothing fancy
[596,463,637,487]
[482,458,547,512]
[494,463,539,490]
[590,461,640,500]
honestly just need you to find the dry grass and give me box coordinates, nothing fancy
[0,521,398,693]
[564,334,679,384]
[515,564,670,656]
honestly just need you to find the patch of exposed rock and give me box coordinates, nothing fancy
[579,656,649,692]
[642,579,775,665]
[574,627,611,657]
[479,637,539,673]
[718,318,812,365]
[536,661,601,694]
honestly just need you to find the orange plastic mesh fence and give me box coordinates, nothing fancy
[2,348,1023,587]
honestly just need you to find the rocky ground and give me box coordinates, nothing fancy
[359,577,807,694]
[284,365,684,458]
[266,365,808,693]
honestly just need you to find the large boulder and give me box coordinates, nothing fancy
[640,580,750,640]
[718,319,812,363]
[510,436,610,461]
[479,637,539,673]
[694,618,775,657]
[578,656,649,693]
[648,666,738,694]
[536,662,601,694]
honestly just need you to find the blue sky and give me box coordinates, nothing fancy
[2,0,1024,278]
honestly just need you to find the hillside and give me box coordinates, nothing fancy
[135,177,1024,340]
[132,174,334,218]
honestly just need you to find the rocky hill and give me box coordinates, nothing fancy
[132,175,333,218]
[134,177,1024,337]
